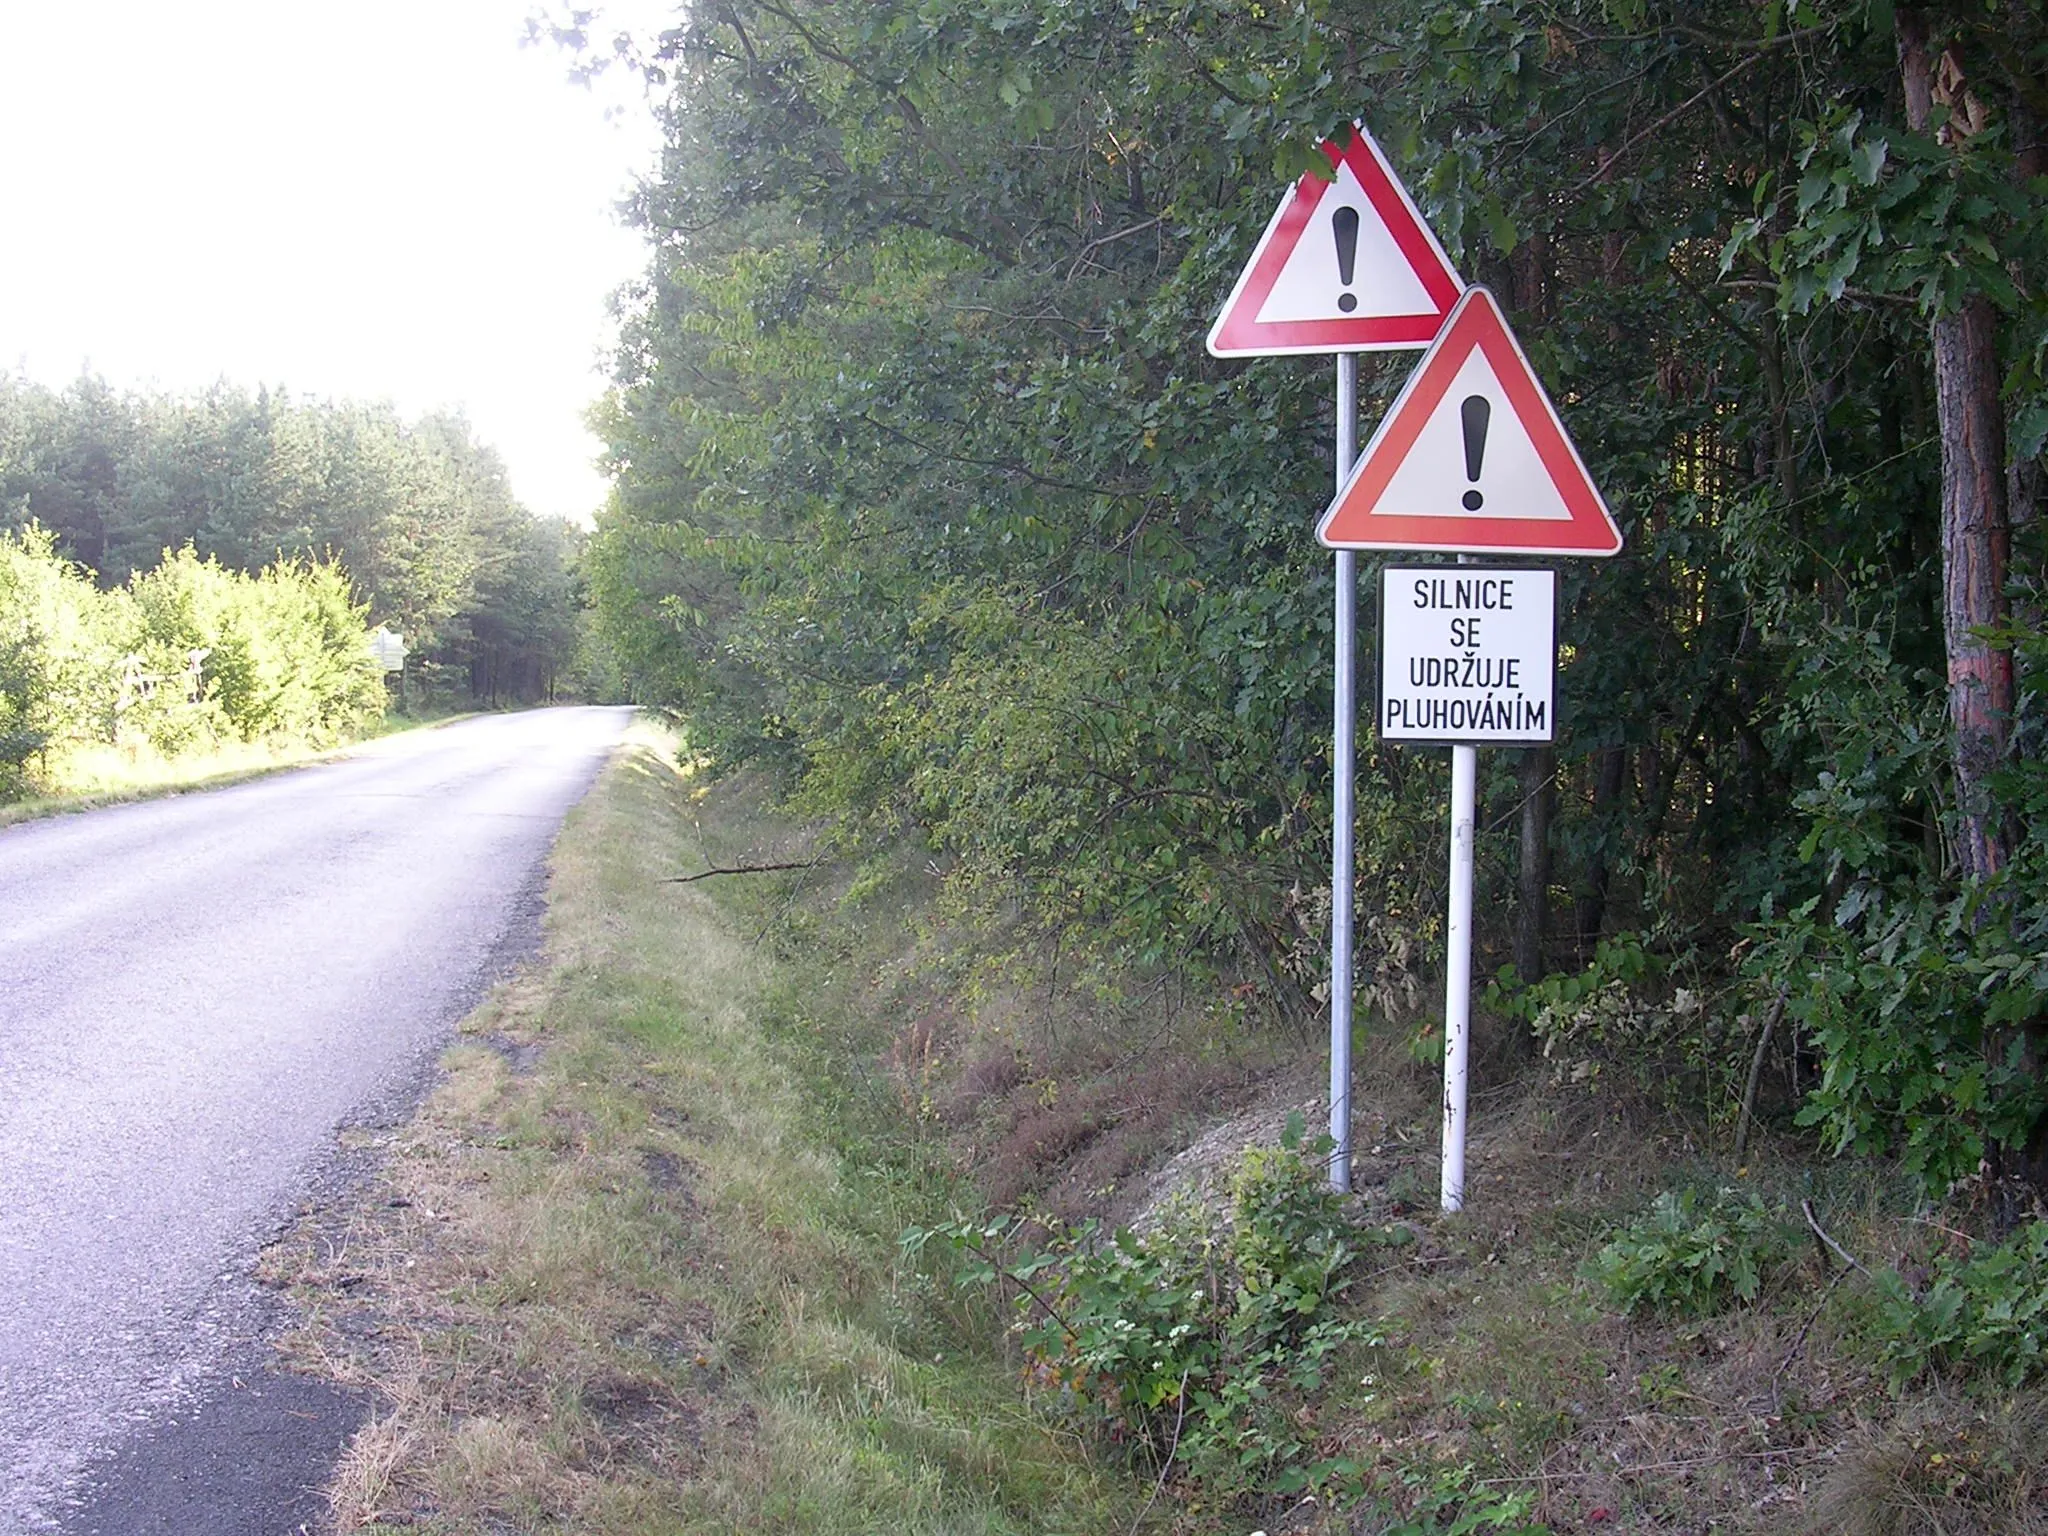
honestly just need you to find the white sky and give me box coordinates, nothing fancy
[0,0,673,524]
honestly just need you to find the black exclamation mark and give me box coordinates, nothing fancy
[1460,395,1490,511]
[1333,206,1359,313]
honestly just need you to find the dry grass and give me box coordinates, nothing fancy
[264,721,1137,1535]
[1805,1394,2048,1536]
[0,708,476,827]
[257,716,2047,1536]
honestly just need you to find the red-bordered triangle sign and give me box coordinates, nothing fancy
[1318,286,1623,557]
[1207,123,1464,357]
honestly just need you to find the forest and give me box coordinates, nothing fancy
[583,0,2048,1207]
[0,375,586,795]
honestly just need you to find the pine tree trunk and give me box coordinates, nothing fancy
[1932,294,2016,878]
[1898,8,2015,881]
[1574,747,1628,956]
[1509,233,1556,986]
[1515,747,1553,983]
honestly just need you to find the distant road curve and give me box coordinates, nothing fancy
[0,705,633,1533]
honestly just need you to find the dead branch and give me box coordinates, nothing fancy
[663,859,820,883]
[1733,983,1790,1162]
[1801,1198,1875,1281]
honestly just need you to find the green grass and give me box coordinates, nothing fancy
[266,716,2048,1536]
[273,719,1143,1534]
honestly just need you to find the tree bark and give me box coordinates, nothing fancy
[1515,747,1553,983]
[1574,746,1629,956]
[1934,293,2018,878]
[1899,9,2016,881]
[1509,234,1555,987]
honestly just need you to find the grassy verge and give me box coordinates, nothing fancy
[266,719,1141,1534]
[0,706,479,828]
[267,717,2048,1535]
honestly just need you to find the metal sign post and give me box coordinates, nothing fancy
[1207,121,1485,1200]
[1374,563,1559,1212]
[1323,285,1625,1213]
[1442,740,1477,1211]
[1328,353,1359,1192]
[1214,168,1623,1211]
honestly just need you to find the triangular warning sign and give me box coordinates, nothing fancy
[1206,123,1464,357]
[1318,287,1623,557]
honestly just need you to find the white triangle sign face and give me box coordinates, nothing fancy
[1318,287,1623,556]
[1207,123,1464,357]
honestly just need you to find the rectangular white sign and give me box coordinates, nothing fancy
[1379,566,1555,743]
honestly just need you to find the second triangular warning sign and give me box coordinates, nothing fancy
[1207,123,1463,356]
[1318,286,1623,556]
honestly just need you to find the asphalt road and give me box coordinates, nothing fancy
[0,705,633,1533]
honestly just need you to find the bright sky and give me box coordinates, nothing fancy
[0,1,672,524]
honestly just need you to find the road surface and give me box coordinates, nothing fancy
[0,706,632,1532]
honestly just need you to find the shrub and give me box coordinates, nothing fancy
[0,530,384,797]
[1752,878,2048,1197]
[1865,1221,2048,1389]
[118,547,384,749]
[1483,936,1728,1104]
[1592,1187,1799,1316]
[913,1123,1381,1498]
[0,526,122,788]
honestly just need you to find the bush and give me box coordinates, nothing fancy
[0,526,122,788]
[1483,936,1727,1105]
[1592,1187,1799,1316]
[123,548,383,748]
[1749,875,2048,1197]
[0,529,384,797]
[1864,1221,2048,1389]
[913,1123,1381,1498]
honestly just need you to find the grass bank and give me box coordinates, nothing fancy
[268,720,1142,1534]
[271,719,2048,1535]
[0,705,478,827]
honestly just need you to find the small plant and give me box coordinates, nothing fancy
[1592,1187,1798,1316]
[909,1122,1382,1498]
[1864,1220,2048,1389]
[1485,936,1724,1096]
[1377,1462,1554,1535]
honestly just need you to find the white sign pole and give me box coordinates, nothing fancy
[1329,352,1359,1193]
[1441,740,1476,1212]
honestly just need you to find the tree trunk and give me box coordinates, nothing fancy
[1509,232,1556,987]
[1515,747,1553,983]
[1898,8,2016,882]
[1574,746,1629,956]
[1934,294,2018,878]
[2008,96,2046,766]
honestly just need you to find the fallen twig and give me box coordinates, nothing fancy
[1778,1263,1852,1378]
[1801,1198,1875,1281]
[663,859,819,883]
[1733,983,1789,1162]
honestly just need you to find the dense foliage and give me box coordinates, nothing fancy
[0,376,585,706]
[922,1134,1375,1496]
[0,526,384,794]
[583,1,2048,1192]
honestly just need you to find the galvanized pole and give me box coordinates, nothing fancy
[1440,739,1477,1211]
[1329,352,1359,1192]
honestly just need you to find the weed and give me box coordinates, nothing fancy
[1861,1220,2048,1389]
[1592,1187,1800,1316]
[1805,1394,2048,1536]
[1376,1462,1554,1535]
[916,1121,1382,1502]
